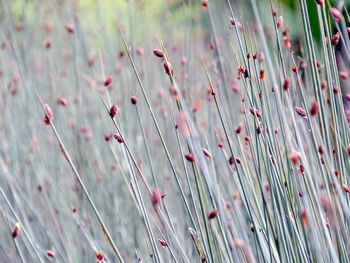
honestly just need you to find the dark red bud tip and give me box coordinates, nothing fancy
[185,153,195,162]
[208,209,218,219]
[153,49,164,58]
[104,75,113,86]
[113,133,124,143]
[315,0,324,6]
[109,104,118,117]
[131,96,138,105]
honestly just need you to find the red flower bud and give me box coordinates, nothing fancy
[310,100,319,116]
[57,97,68,106]
[277,16,283,29]
[65,23,74,33]
[283,77,290,91]
[152,189,162,206]
[208,209,218,219]
[109,104,118,117]
[164,61,174,76]
[185,153,195,162]
[202,148,211,158]
[153,49,164,58]
[331,32,340,46]
[113,133,124,143]
[44,104,53,125]
[235,123,242,134]
[12,223,20,238]
[104,75,113,86]
[46,250,56,258]
[295,106,307,117]
[131,96,138,105]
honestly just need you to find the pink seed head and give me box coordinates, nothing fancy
[164,61,174,76]
[208,209,218,219]
[131,96,138,105]
[310,100,319,116]
[57,97,68,106]
[321,80,328,90]
[44,39,52,48]
[330,8,343,22]
[315,0,324,5]
[343,184,350,193]
[295,106,307,117]
[289,149,302,164]
[96,252,104,260]
[235,156,241,164]
[65,23,74,33]
[277,16,283,29]
[158,239,168,247]
[229,156,234,165]
[104,133,111,141]
[235,123,242,134]
[185,153,195,162]
[181,57,188,66]
[44,104,53,125]
[109,104,118,118]
[113,133,124,143]
[249,108,261,117]
[104,75,113,86]
[258,52,264,63]
[346,94,350,101]
[318,145,324,155]
[46,250,56,258]
[347,144,350,156]
[153,49,164,58]
[283,77,290,91]
[152,189,162,206]
[331,32,340,46]
[45,104,53,119]
[136,47,144,55]
[339,71,348,79]
[85,131,93,141]
[12,223,20,238]
[273,8,277,17]
[202,148,212,158]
